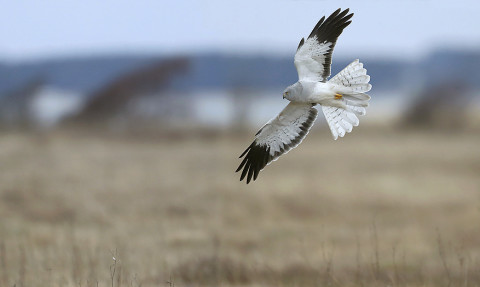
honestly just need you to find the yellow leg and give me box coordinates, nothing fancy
[335,93,343,100]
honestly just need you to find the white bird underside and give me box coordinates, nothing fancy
[237,8,372,183]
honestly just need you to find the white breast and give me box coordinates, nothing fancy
[298,81,335,103]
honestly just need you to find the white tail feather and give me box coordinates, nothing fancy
[322,59,371,140]
[322,106,361,140]
[329,59,372,94]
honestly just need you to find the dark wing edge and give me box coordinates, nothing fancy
[307,8,353,80]
[297,38,305,51]
[236,106,318,184]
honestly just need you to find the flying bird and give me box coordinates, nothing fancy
[236,8,372,183]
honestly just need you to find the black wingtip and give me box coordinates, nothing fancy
[308,8,354,42]
[303,8,354,80]
[235,156,248,172]
[236,142,271,184]
[297,38,305,51]
[236,106,318,184]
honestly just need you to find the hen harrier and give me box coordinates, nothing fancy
[236,8,371,183]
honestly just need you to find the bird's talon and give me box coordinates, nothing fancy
[335,93,343,100]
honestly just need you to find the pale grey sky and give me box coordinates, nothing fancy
[0,0,479,61]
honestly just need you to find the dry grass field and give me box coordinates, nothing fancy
[0,126,479,287]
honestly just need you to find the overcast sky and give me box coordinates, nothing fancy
[1,0,479,61]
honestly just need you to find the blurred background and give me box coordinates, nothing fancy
[0,1,479,286]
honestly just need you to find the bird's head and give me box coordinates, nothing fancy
[283,83,302,100]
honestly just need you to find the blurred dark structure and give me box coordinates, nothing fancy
[401,81,473,130]
[67,57,189,128]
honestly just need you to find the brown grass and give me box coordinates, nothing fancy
[0,126,479,286]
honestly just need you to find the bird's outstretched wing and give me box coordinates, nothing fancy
[294,8,353,82]
[236,103,318,183]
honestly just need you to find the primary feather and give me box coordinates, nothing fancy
[294,8,353,82]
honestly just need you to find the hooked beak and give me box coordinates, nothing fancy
[282,93,286,99]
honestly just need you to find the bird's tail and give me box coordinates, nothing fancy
[330,59,371,95]
[323,59,371,140]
